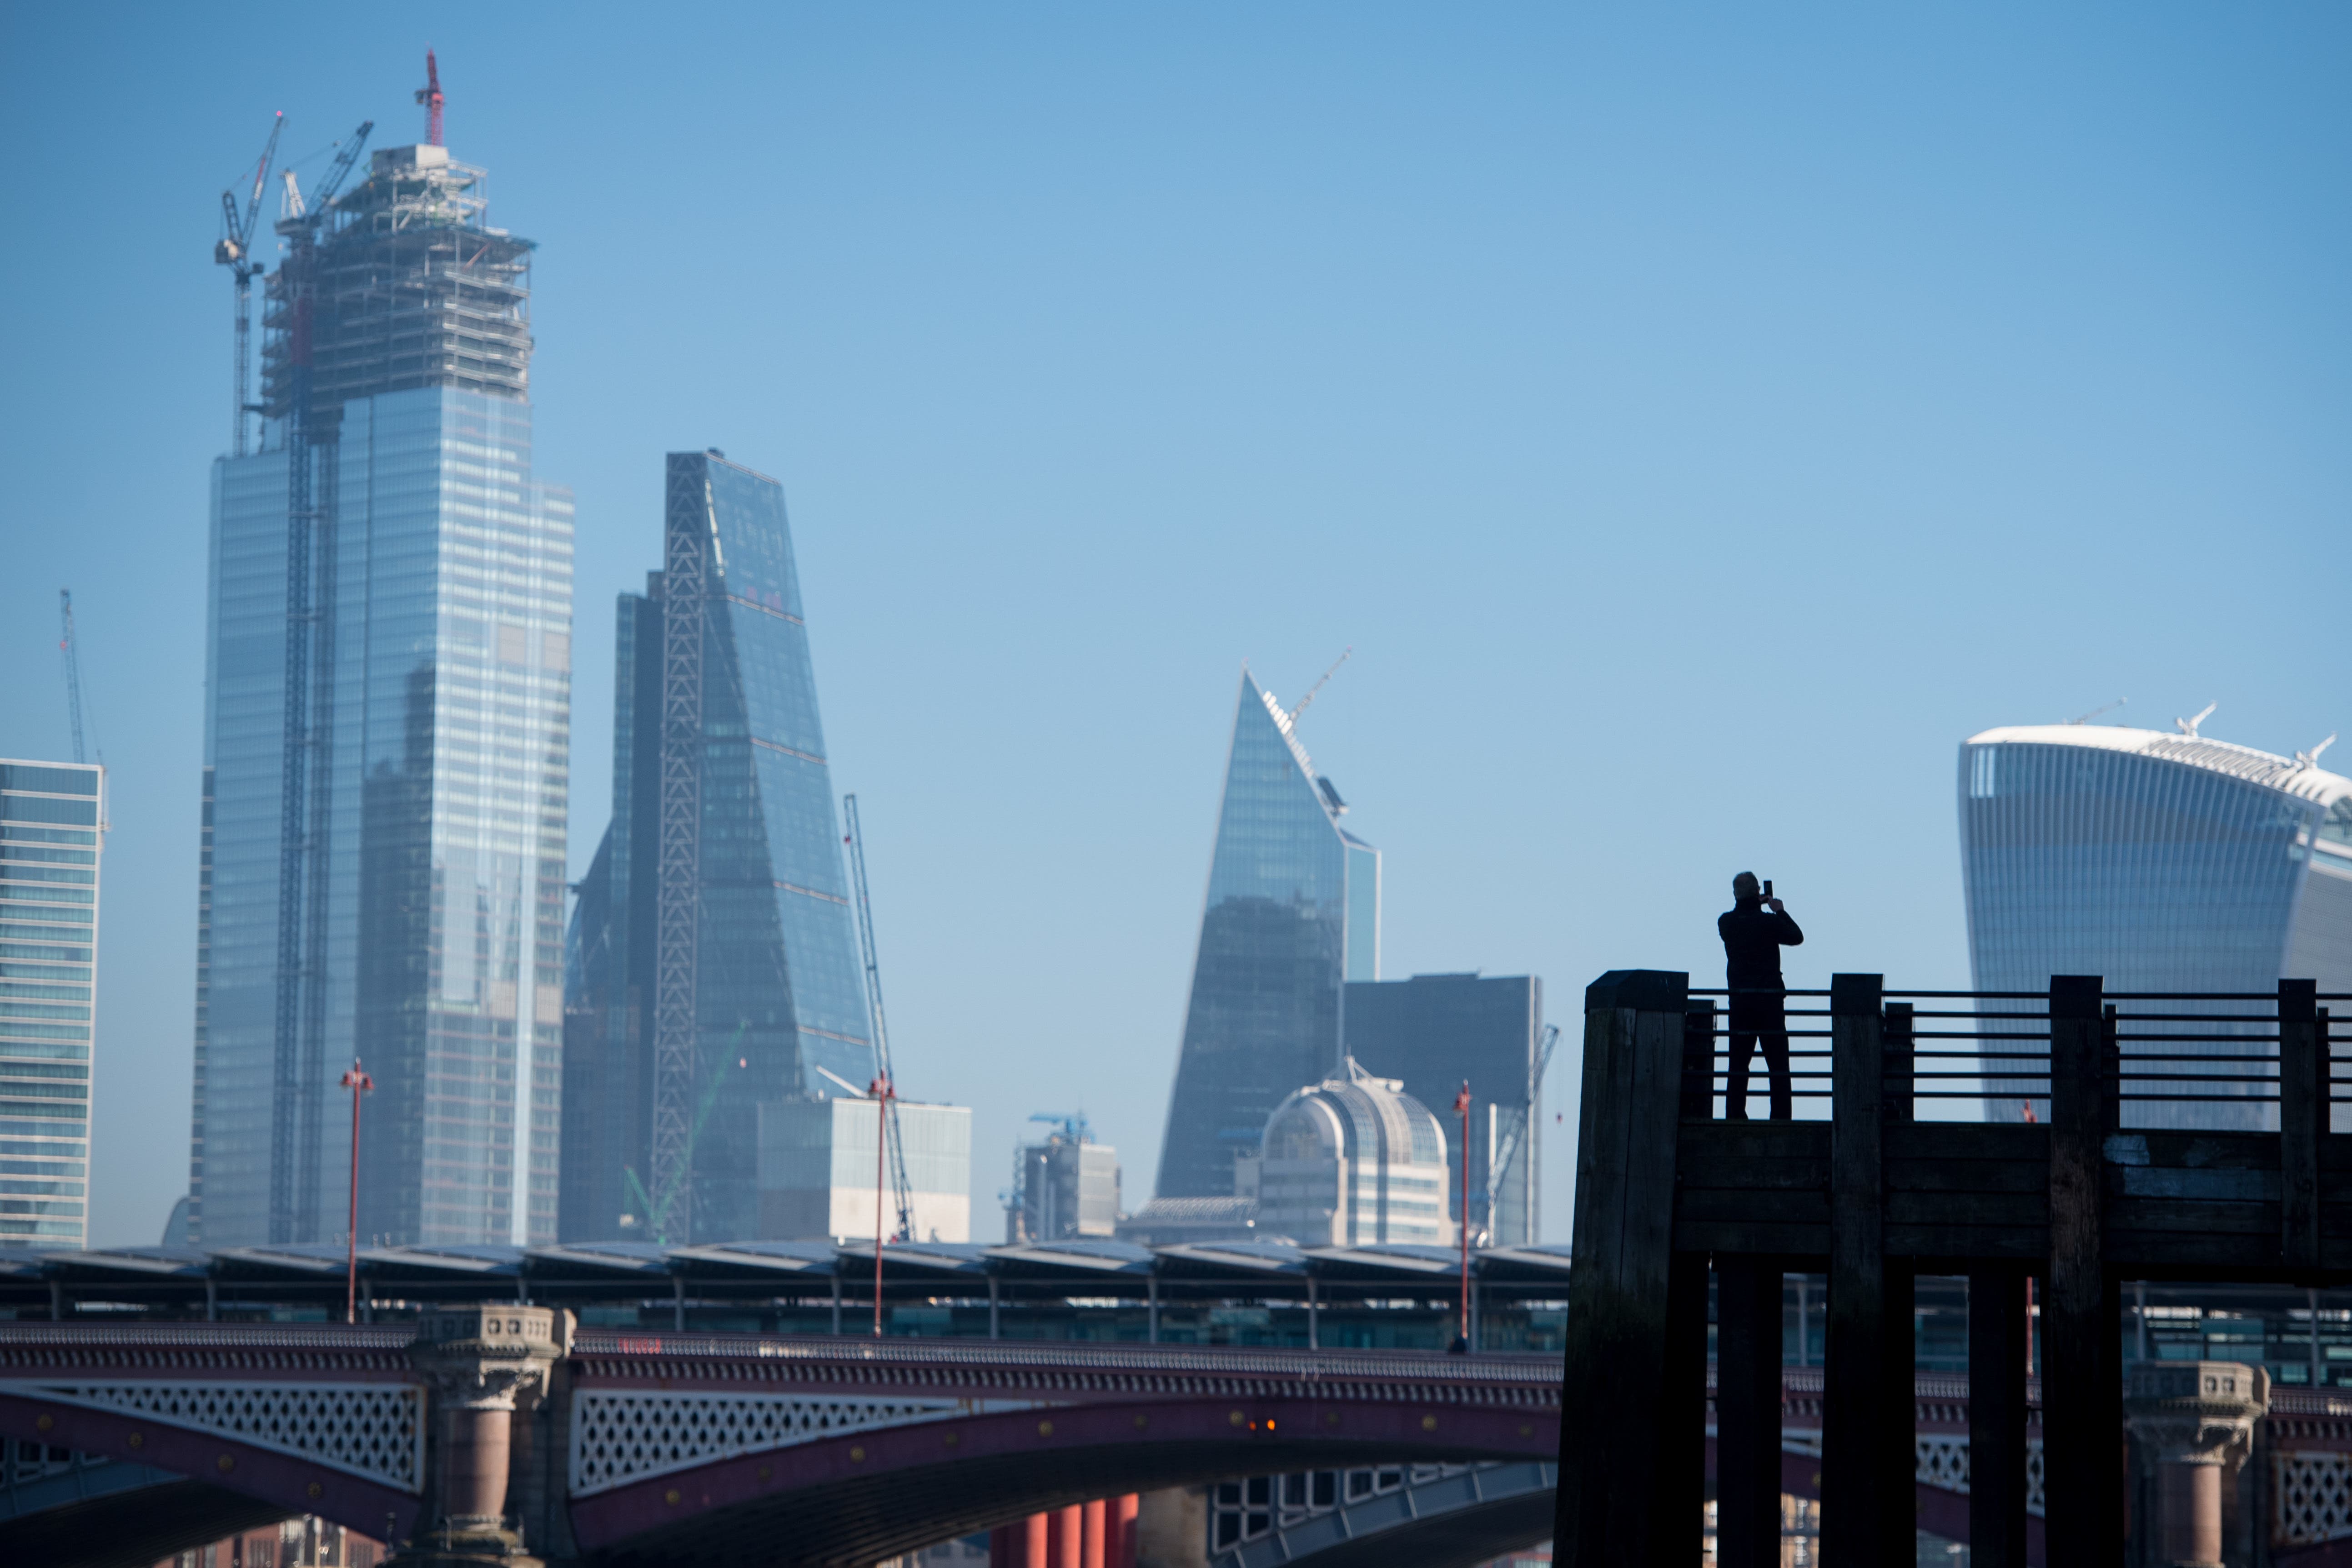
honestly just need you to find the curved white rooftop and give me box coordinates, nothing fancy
[1966,724,2352,809]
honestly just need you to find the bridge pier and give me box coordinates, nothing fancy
[2123,1361,2267,1568]
[389,1304,569,1568]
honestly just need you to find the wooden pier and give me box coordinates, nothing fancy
[1553,969,2336,1567]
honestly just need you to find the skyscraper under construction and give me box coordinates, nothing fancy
[190,95,572,1248]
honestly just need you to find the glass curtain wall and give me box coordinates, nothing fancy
[197,388,571,1247]
[561,452,869,1244]
[1156,673,1378,1201]
[1960,729,2352,1131]
[0,762,102,1248]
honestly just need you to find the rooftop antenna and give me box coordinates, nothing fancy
[416,49,444,146]
[2176,701,2217,739]
[2066,697,2127,726]
[1288,646,1353,727]
[2296,734,2338,770]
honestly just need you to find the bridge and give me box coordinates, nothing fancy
[0,1311,1558,1567]
[1558,970,2351,1568]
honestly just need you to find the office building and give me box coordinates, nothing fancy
[0,761,103,1249]
[561,451,874,1244]
[191,135,572,1247]
[1006,1124,1121,1243]
[1156,672,1379,1202]
[1960,721,2352,1127]
[756,1097,972,1243]
[1345,972,1544,1246]
[1256,1058,1452,1247]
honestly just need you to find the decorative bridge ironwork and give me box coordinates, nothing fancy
[0,1312,1559,1567]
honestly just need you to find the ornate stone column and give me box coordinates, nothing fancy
[388,1304,571,1568]
[2121,1360,2267,1568]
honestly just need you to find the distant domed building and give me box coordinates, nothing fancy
[1256,1059,1454,1247]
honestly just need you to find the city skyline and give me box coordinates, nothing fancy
[4,10,2347,1245]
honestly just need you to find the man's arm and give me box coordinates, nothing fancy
[1774,911,1804,946]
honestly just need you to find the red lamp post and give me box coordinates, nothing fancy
[339,1058,374,1324]
[1453,1081,1472,1352]
[869,1075,895,1337]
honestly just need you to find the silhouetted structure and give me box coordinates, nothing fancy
[1556,966,2338,1568]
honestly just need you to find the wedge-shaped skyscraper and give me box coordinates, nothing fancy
[561,452,872,1243]
[1156,673,1379,1201]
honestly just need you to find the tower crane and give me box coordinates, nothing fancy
[844,796,917,1242]
[416,49,445,146]
[1482,1023,1559,1244]
[214,113,283,457]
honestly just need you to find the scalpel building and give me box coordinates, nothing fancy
[1959,723,2352,1128]
[1155,673,1380,1202]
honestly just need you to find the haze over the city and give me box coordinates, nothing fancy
[1,3,2345,1247]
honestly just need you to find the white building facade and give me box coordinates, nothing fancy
[1256,1058,1453,1247]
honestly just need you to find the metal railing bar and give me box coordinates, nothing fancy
[2119,1093,2280,1102]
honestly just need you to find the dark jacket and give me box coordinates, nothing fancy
[1718,900,1804,993]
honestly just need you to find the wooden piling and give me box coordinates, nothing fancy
[2283,979,2322,1270]
[2044,975,2119,1565]
[1968,1266,2030,1568]
[1714,1259,1782,1568]
[1823,973,1893,1564]
[1556,970,1693,1567]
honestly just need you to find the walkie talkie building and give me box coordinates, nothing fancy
[1959,723,2352,1128]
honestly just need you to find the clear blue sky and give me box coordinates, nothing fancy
[2,5,2346,1247]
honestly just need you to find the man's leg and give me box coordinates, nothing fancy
[1763,1028,1794,1121]
[1725,1030,1758,1121]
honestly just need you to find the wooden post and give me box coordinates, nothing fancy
[1880,997,1918,1548]
[2282,979,2322,1270]
[1885,1001,1914,1127]
[2045,974,2119,1565]
[1682,1000,1717,1122]
[1556,969,1694,1567]
[1714,1259,1782,1568]
[1968,1266,2030,1568]
[1823,973,1888,1564]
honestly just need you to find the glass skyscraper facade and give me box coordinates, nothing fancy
[1156,673,1380,1201]
[560,451,872,1244]
[191,142,571,1247]
[0,761,102,1249]
[1960,724,2352,1128]
[1345,972,1543,1246]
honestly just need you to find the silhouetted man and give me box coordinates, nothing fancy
[1719,871,1803,1121]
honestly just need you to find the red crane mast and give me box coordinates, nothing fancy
[416,50,445,146]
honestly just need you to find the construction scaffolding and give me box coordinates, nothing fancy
[261,145,533,427]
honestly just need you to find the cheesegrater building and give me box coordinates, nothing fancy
[1960,721,2352,1129]
[1155,672,1380,1202]
[189,133,572,1247]
[559,452,875,1245]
